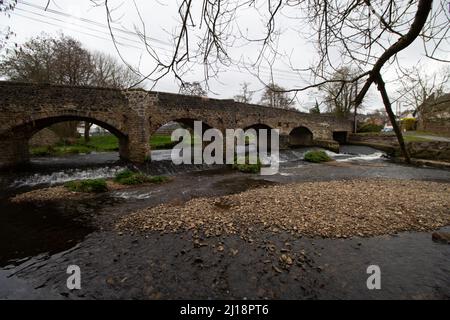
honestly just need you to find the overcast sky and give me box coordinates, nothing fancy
[1,0,449,113]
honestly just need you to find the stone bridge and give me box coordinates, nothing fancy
[0,81,353,169]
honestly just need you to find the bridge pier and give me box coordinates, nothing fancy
[122,123,150,164]
[126,139,150,163]
[279,134,290,149]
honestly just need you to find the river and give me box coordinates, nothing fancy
[0,146,449,299]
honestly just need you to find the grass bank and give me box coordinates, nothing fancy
[30,134,200,156]
[114,169,169,185]
[304,150,332,163]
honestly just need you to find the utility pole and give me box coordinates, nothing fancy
[353,79,359,133]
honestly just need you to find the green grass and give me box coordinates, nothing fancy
[150,134,178,150]
[64,179,108,193]
[150,134,202,150]
[403,135,431,143]
[410,130,450,137]
[147,175,170,183]
[304,150,332,163]
[403,130,450,141]
[353,131,430,143]
[30,134,200,156]
[354,131,448,143]
[114,169,134,181]
[353,132,395,137]
[114,169,169,185]
[30,146,55,156]
[30,135,118,156]
[54,144,94,154]
[232,156,261,173]
[85,135,119,151]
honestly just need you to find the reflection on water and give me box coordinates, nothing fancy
[0,201,96,267]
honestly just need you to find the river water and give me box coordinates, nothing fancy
[0,146,449,299]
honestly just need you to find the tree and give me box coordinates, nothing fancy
[309,100,321,114]
[396,65,449,116]
[0,33,93,85]
[0,1,17,15]
[0,34,93,138]
[260,83,294,109]
[321,67,361,118]
[179,81,207,96]
[54,35,94,86]
[0,33,142,141]
[0,33,141,88]
[91,52,141,89]
[234,82,253,103]
[98,0,449,162]
[85,52,141,141]
[83,52,141,141]
[0,0,17,52]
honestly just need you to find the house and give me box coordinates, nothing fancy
[417,93,450,134]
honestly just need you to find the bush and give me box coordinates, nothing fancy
[64,179,108,193]
[147,176,170,183]
[114,169,146,185]
[114,169,169,185]
[400,118,416,131]
[114,169,134,181]
[357,123,383,133]
[304,150,332,163]
[117,173,150,185]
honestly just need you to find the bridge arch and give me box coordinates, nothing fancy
[241,123,275,152]
[14,115,125,138]
[288,126,314,147]
[0,114,130,168]
[148,117,217,157]
[244,123,273,132]
[150,114,216,134]
[243,123,274,140]
[150,117,215,138]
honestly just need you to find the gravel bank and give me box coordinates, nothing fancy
[10,186,92,203]
[10,181,136,203]
[117,179,450,238]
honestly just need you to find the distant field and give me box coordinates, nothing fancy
[402,135,431,143]
[353,131,444,142]
[30,134,199,156]
[409,130,450,137]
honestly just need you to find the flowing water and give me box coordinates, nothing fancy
[0,146,449,299]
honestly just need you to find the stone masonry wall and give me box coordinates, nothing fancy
[406,141,450,162]
[0,81,353,168]
[29,128,60,147]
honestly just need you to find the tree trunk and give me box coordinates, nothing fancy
[351,0,431,162]
[375,73,411,163]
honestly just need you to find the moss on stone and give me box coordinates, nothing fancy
[304,150,332,163]
[64,179,108,193]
